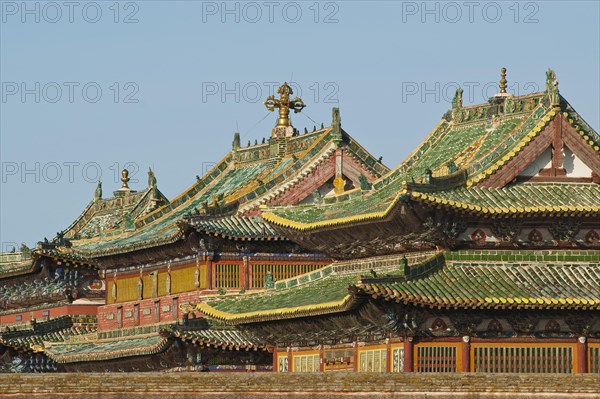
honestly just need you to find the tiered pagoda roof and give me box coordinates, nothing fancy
[406,183,600,216]
[191,252,438,324]
[263,103,550,230]
[63,175,169,241]
[0,246,97,277]
[189,215,280,240]
[2,71,599,369]
[168,325,265,351]
[0,315,96,354]
[43,333,170,364]
[187,249,600,329]
[0,245,101,318]
[262,70,600,258]
[358,251,600,311]
[9,248,599,361]
[0,84,390,366]
[13,321,267,364]
[63,125,387,260]
[182,69,600,333]
[196,273,357,324]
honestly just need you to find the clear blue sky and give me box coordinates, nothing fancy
[1,0,599,249]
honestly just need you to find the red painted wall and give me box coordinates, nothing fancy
[0,304,99,326]
[259,153,378,209]
[97,291,201,331]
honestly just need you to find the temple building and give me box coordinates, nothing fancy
[0,82,388,372]
[1,70,599,374]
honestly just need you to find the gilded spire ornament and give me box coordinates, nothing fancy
[121,169,130,189]
[264,82,306,137]
[499,67,507,94]
[114,167,136,196]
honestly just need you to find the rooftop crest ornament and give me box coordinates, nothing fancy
[121,169,131,189]
[264,82,306,137]
[495,67,512,99]
[499,67,507,94]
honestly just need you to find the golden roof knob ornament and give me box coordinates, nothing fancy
[121,169,130,189]
[264,82,306,137]
[495,67,512,99]
[499,67,507,94]
[114,167,136,197]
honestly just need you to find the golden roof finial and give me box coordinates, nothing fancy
[264,82,306,129]
[121,169,130,189]
[499,67,507,94]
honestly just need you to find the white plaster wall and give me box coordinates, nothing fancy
[519,146,592,177]
[563,146,592,177]
[520,147,552,177]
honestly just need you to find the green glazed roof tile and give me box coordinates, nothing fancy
[263,96,599,231]
[65,128,388,257]
[44,334,169,363]
[359,258,600,310]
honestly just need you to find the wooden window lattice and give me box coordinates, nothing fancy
[278,356,289,373]
[293,354,319,372]
[392,348,404,373]
[251,263,323,288]
[215,263,240,289]
[324,349,354,363]
[416,346,457,372]
[590,347,600,374]
[359,349,387,372]
[473,346,573,373]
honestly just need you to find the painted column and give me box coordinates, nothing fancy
[386,338,392,372]
[403,337,414,372]
[241,256,249,290]
[333,148,345,194]
[111,271,118,304]
[353,341,359,372]
[461,336,471,372]
[206,256,213,290]
[551,113,564,174]
[194,256,201,291]
[247,259,253,289]
[287,347,293,373]
[577,337,587,373]
[335,148,343,179]
[319,345,325,372]
[271,348,278,373]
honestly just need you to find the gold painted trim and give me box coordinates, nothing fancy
[261,107,567,232]
[466,107,557,186]
[262,189,408,231]
[263,181,599,232]
[196,294,352,321]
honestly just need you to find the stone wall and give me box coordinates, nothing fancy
[0,372,598,399]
